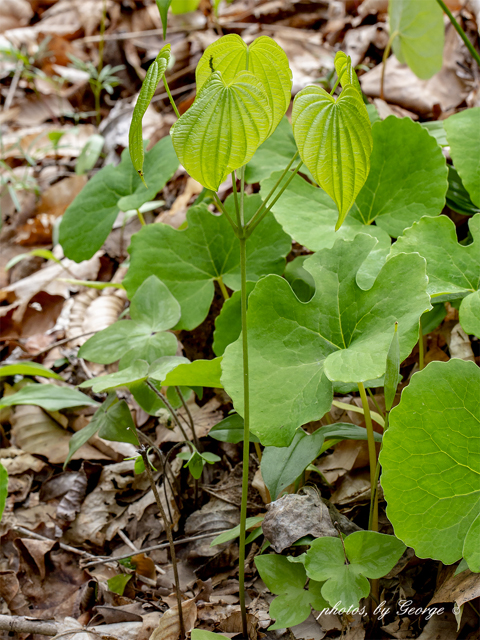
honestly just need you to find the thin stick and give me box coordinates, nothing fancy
[175,386,200,450]
[358,382,378,532]
[436,0,480,68]
[140,446,185,640]
[0,615,57,636]
[13,526,96,559]
[146,380,190,442]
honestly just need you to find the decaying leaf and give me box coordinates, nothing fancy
[149,598,197,640]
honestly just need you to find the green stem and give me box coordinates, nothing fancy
[231,171,241,228]
[380,31,398,101]
[358,382,378,532]
[367,387,385,419]
[330,76,341,95]
[213,193,239,235]
[246,160,303,236]
[217,276,230,300]
[162,77,181,119]
[238,234,250,638]
[418,318,425,371]
[246,151,299,231]
[368,412,388,530]
[436,0,480,68]
[136,208,146,226]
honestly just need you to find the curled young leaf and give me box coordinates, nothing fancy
[171,71,273,191]
[129,45,171,182]
[334,51,361,93]
[292,85,372,230]
[196,34,292,136]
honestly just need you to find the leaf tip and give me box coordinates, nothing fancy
[138,171,148,188]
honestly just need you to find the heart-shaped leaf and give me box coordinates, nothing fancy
[124,195,291,329]
[212,283,255,356]
[129,45,171,181]
[305,531,406,608]
[389,0,444,80]
[260,171,391,289]
[60,137,179,261]
[444,107,480,208]
[292,84,372,229]
[380,359,480,565]
[334,51,361,93]
[351,116,448,237]
[195,34,292,136]
[171,71,272,191]
[208,413,260,444]
[221,234,430,446]
[79,276,180,367]
[390,214,480,336]
[255,555,328,630]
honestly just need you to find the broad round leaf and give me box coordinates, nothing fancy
[129,45,171,181]
[292,84,372,229]
[171,71,272,191]
[463,514,480,572]
[380,359,480,564]
[351,116,448,237]
[221,234,430,446]
[389,0,444,80]
[196,34,292,136]
[444,108,480,208]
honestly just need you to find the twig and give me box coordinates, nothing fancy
[146,380,190,442]
[117,529,165,575]
[82,529,232,567]
[139,446,185,640]
[176,387,200,450]
[0,615,57,636]
[13,526,96,559]
[26,332,96,357]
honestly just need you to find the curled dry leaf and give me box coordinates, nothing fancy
[448,323,475,361]
[428,566,480,610]
[0,447,46,475]
[149,598,197,640]
[11,405,104,465]
[184,497,239,558]
[262,486,337,553]
[66,290,126,348]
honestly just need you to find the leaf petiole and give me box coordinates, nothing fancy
[162,76,180,119]
[358,382,379,532]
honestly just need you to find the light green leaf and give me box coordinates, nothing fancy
[76,134,104,175]
[0,462,7,522]
[130,356,188,415]
[463,514,480,572]
[421,121,447,147]
[384,322,399,412]
[148,356,190,382]
[156,0,172,36]
[210,515,264,546]
[292,84,372,229]
[124,195,291,330]
[390,214,480,336]
[162,358,223,388]
[196,34,292,136]
[421,303,447,335]
[447,166,480,216]
[79,276,179,367]
[255,555,328,630]
[460,290,480,337]
[97,400,139,446]
[334,51,361,93]
[380,359,480,564]
[284,256,315,302]
[80,361,149,393]
[191,630,229,640]
[171,0,200,13]
[208,413,260,444]
[305,532,405,608]
[107,574,132,595]
[6,249,62,271]
[59,136,179,262]
[221,234,430,446]
[444,108,480,208]
[260,171,391,289]
[245,117,297,184]
[389,0,444,79]
[351,116,448,237]
[172,71,272,191]
[0,384,99,411]
[212,283,255,356]
[129,45,171,181]
[0,362,62,380]
[261,429,325,501]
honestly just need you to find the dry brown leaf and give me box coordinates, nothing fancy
[252,468,270,504]
[0,446,46,474]
[219,610,258,639]
[149,599,197,640]
[1,124,97,160]
[14,94,75,127]
[428,566,480,610]
[448,323,475,361]
[0,570,30,615]
[184,497,239,558]
[11,405,104,464]
[156,177,203,229]
[16,538,56,581]
[35,174,88,218]
[0,0,33,33]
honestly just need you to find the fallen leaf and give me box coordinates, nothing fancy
[149,598,197,640]
[428,566,480,610]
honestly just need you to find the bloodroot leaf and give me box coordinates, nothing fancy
[380,359,480,565]
[292,84,372,230]
[129,45,171,182]
[171,71,272,191]
[444,107,480,208]
[195,34,292,136]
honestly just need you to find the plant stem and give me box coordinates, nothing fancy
[238,233,250,638]
[330,76,341,95]
[175,386,200,450]
[358,382,378,532]
[380,31,398,101]
[162,77,181,119]
[217,276,230,300]
[214,193,239,235]
[436,0,480,68]
[254,441,262,462]
[139,446,185,639]
[136,208,146,226]
[146,380,190,442]
[418,318,425,371]
[231,171,241,227]
[245,151,299,231]
[246,159,303,236]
